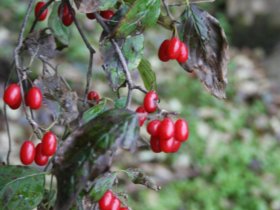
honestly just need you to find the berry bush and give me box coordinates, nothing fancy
[1,0,229,209]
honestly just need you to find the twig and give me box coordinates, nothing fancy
[95,13,134,108]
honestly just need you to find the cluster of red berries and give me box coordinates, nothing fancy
[20,131,57,166]
[99,190,129,210]
[34,1,114,27]
[3,83,43,110]
[87,90,100,104]
[158,37,189,63]
[147,118,189,153]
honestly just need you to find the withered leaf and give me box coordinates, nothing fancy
[178,5,229,99]
[23,29,58,60]
[74,0,117,13]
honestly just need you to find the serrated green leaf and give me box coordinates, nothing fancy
[0,166,45,210]
[48,2,70,46]
[138,58,157,91]
[114,97,126,109]
[113,0,161,37]
[82,99,107,123]
[101,34,144,90]
[90,172,117,201]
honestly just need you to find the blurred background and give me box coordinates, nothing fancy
[0,0,280,209]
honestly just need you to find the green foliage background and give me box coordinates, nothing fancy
[0,1,280,210]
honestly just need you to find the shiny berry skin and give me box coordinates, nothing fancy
[58,3,75,26]
[150,136,162,153]
[35,1,48,21]
[20,141,35,165]
[167,37,181,59]
[26,87,43,110]
[34,143,49,166]
[119,207,129,210]
[86,13,96,20]
[110,197,121,210]
[87,91,100,102]
[147,120,161,137]
[143,91,158,113]
[3,84,22,109]
[41,131,57,156]
[99,190,114,210]
[159,118,175,140]
[160,137,181,153]
[158,40,170,62]
[100,10,114,20]
[136,106,147,126]
[177,42,189,63]
[174,119,189,142]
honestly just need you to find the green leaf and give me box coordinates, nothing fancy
[113,0,161,37]
[101,34,144,90]
[114,97,126,109]
[53,109,139,209]
[124,168,161,191]
[138,58,157,91]
[0,166,45,210]
[82,99,107,123]
[48,2,70,46]
[90,172,117,201]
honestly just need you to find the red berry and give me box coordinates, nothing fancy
[160,137,181,153]
[34,143,49,166]
[143,90,158,113]
[87,91,100,102]
[150,136,162,153]
[26,87,43,110]
[174,119,189,142]
[110,197,121,210]
[41,131,57,156]
[58,3,75,26]
[177,42,189,63]
[159,118,175,140]
[100,10,114,20]
[35,1,48,21]
[171,140,181,153]
[147,120,161,137]
[167,37,181,59]
[86,13,96,20]
[99,190,114,210]
[3,84,22,109]
[136,106,147,126]
[158,40,170,62]
[20,141,35,165]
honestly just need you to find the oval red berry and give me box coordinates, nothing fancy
[171,140,181,153]
[26,87,43,110]
[41,131,57,156]
[35,1,48,21]
[87,91,100,102]
[110,197,121,210]
[136,106,147,126]
[159,118,175,140]
[99,190,114,210]
[147,120,161,137]
[175,119,189,142]
[150,136,162,153]
[177,42,189,63]
[58,3,75,26]
[100,10,114,20]
[158,40,170,62]
[20,141,35,165]
[167,37,181,59]
[34,143,49,166]
[3,84,22,109]
[143,90,158,113]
